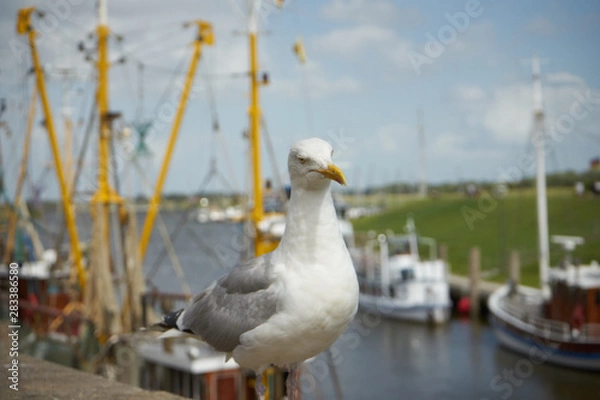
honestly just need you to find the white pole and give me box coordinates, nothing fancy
[406,217,419,261]
[248,0,263,33]
[98,0,107,25]
[532,54,550,300]
[417,108,427,197]
[378,234,390,297]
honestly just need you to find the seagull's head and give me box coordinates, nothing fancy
[288,138,347,191]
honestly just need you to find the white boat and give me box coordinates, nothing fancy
[487,55,600,371]
[353,217,452,324]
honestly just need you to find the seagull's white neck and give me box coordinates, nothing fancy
[277,184,344,264]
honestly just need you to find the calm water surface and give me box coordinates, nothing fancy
[42,210,599,399]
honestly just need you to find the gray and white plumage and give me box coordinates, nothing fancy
[157,137,359,373]
[179,253,278,354]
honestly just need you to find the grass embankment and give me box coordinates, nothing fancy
[349,188,600,287]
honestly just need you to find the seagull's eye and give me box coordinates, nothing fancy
[331,149,334,157]
[298,156,306,164]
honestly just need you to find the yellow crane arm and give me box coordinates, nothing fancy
[138,21,214,263]
[17,7,86,290]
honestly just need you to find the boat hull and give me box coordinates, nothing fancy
[359,293,451,324]
[488,285,600,371]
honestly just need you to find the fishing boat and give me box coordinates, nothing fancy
[353,217,451,324]
[487,55,600,371]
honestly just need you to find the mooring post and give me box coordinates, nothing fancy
[509,250,520,294]
[439,243,449,278]
[469,247,480,320]
[439,243,448,262]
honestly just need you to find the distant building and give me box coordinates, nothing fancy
[574,181,584,196]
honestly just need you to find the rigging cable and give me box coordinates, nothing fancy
[261,116,288,205]
[202,56,240,191]
[114,26,183,60]
[52,96,97,251]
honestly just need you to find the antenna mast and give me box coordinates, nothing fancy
[417,107,427,197]
[532,53,550,300]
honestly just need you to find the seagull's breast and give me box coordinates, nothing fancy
[233,249,358,369]
[283,252,359,329]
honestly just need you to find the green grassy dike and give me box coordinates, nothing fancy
[349,188,600,287]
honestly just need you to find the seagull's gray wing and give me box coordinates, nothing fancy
[180,252,280,352]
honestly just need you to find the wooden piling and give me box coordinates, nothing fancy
[439,243,449,278]
[469,247,480,320]
[439,243,448,262]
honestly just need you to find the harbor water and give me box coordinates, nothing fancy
[41,210,599,399]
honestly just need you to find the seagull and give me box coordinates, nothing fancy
[153,138,359,399]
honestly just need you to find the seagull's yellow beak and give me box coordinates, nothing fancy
[316,163,347,186]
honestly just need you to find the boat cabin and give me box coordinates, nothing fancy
[547,262,600,327]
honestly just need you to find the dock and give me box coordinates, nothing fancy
[448,273,502,299]
[448,273,503,315]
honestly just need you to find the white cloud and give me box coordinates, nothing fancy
[372,123,410,154]
[526,16,555,36]
[462,72,600,144]
[321,0,403,25]
[271,61,361,99]
[482,83,533,142]
[431,132,502,161]
[315,24,414,70]
[451,21,495,56]
[317,25,394,59]
[546,72,585,86]
[453,84,486,102]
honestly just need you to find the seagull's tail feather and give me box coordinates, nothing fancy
[144,308,191,339]
[162,308,185,329]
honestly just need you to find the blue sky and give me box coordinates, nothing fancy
[1,0,599,199]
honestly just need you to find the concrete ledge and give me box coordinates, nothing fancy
[0,353,184,400]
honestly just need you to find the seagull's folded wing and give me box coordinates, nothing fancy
[181,253,280,353]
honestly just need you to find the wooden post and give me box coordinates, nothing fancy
[509,250,520,294]
[439,243,448,262]
[469,247,480,320]
[439,243,449,278]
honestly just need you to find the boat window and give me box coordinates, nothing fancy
[390,240,410,256]
[401,269,415,281]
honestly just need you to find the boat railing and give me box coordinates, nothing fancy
[529,315,570,340]
[499,296,570,340]
[499,296,600,342]
[581,323,600,341]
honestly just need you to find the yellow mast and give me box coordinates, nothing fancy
[63,96,74,194]
[86,0,125,343]
[91,0,121,206]
[249,30,266,256]
[138,21,214,263]
[16,7,86,289]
